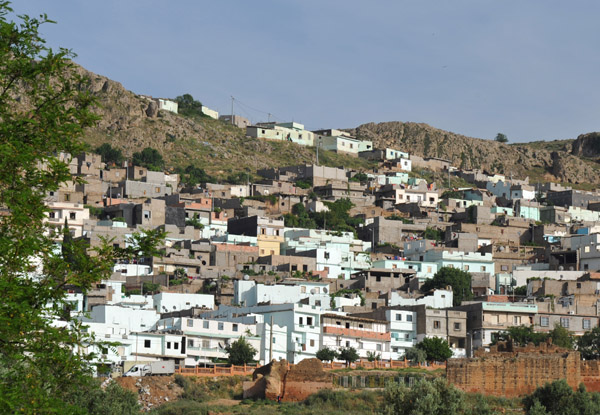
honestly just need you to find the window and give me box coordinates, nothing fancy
[585,246,591,253]
[203,321,209,329]
[143,210,151,219]
[218,323,224,330]
[464,265,469,271]
[433,320,441,329]
[540,317,549,327]
[501,265,508,271]
[174,342,179,350]
[187,319,193,327]
[376,344,382,351]
[396,314,402,321]
[310,339,315,347]
[300,286,306,293]
[407,315,413,322]
[167,342,171,349]
[64,193,70,201]
[584,319,591,329]
[514,316,521,325]
[345,341,350,347]
[454,322,461,331]
[560,317,570,328]
[299,317,304,325]
[69,212,76,220]
[49,212,56,219]
[324,252,330,259]
[345,323,350,329]
[232,324,238,332]
[307,317,313,326]
[336,321,341,326]
[188,339,194,347]
[144,340,151,348]
[480,266,486,272]
[155,187,161,193]
[202,340,210,348]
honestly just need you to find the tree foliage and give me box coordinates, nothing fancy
[225,336,257,365]
[175,93,203,118]
[132,146,164,171]
[338,347,360,366]
[403,347,427,364]
[495,133,508,143]
[0,5,165,412]
[316,347,338,362]
[577,326,600,360]
[382,377,467,415]
[522,380,600,415]
[494,325,574,350]
[421,267,473,306]
[176,164,214,187]
[416,337,453,362]
[94,143,124,166]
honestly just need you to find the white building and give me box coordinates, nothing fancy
[153,292,214,313]
[234,280,331,309]
[320,314,391,361]
[44,201,90,238]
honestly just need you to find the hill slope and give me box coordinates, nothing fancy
[76,66,375,177]
[77,65,600,187]
[348,122,600,186]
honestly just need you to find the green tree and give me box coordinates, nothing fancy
[495,133,508,143]
[416,337,453,362]
[381,377,466,415]
[403,347,427,364]
[421,267,473,306]
[225,336,257,365]
[177,164,214,187]
[494,325,547,347]
[577,326,600,360]
[522,380,600,415]
[338,347,360,366]
[549,324,574,349]
[175,93,203,117]
[132,146,164,171]
[94,143,124,166]
[316,347,338,362]
[0,5,166,412]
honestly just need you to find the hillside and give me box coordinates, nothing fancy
[76,66,375,178]
[349,122,600,187]
[77,64,600,187]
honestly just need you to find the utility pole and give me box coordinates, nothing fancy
[230,96,234,125]
[269,315,274,362]
[316,143,319,166]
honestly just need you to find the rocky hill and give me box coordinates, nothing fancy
[75,66,374,178]
[76,65,600,187]
[348,122,600,187]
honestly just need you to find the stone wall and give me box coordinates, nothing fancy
[447,341,580,397]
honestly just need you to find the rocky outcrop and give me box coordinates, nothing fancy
[571,132,600,159]
[348,121,600,185]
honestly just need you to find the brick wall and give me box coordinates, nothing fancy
[447,342,580,397]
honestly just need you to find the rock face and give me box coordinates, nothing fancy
[348,121,600,185]
[571,132,600,158]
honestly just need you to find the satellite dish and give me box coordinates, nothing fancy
[323,288,328,294]
[310,289,316,295]
[558,266,564,271]
[243,274,250,281]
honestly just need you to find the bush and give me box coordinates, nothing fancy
[522,380,600,414]
[381,377,466,415]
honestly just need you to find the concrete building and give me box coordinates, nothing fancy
[45,201,90,238]
[455,301,538,352]
[321,314,391,360]
[219,114,251,129]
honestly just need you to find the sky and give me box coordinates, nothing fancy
[12,1,600,143]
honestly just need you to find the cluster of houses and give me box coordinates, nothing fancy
[43,114,600,375]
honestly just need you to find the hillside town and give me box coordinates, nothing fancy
[46,109,600,378]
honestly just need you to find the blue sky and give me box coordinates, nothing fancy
[12,1,600,142]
